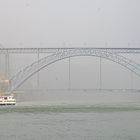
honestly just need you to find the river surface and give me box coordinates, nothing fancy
[0,91,140,140]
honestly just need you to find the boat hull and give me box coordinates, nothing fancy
[0,103,16,105]
[0,102,16,105]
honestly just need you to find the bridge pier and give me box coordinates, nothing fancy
[5,50,10,80]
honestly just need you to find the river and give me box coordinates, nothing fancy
[0,91,140,140]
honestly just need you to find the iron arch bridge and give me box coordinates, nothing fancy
[8,48,140,92]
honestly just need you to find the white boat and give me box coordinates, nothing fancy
[0,94,16,105]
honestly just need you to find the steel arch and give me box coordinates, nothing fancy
[9,48,140,92]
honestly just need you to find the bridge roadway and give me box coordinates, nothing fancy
[0,48,140,54]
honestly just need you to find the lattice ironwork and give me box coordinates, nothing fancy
[1,47,140,54]
[9,48,140,92]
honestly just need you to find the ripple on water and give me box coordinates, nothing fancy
[0,102,140,114]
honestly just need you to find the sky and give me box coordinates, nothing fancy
[0,0,140,48]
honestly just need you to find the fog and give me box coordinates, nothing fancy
[0,0,140,48]
[0,0,140,92]
[1,2,140,140]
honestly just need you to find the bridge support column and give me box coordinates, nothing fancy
[130,70,133,91]
[100,57,102,90]
[4,50,10,92]
[5,50,10,80]
[68,57,71,90]
[37,48,40,87]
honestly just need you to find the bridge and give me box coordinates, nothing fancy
[0,47,140,93]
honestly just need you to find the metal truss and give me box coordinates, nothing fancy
[9,48,140,92]
[1,47,140,54]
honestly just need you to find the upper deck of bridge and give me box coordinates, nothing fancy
[0,48,140,54]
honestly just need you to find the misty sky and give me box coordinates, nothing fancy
[0,0,140,48]
[1,0,140,90]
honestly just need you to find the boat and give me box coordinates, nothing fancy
[0,94,16,105]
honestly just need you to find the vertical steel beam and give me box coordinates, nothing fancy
[37,48,40,87]
[5,51,7,79]
[100,56,102,90]
[130,70,133,91]
[7,52,10,80]
[69,57,71,90]
[5,49,9,80]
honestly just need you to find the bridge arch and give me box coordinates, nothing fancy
[9,49,140,92]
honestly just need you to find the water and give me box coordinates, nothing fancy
[0,91,140,140]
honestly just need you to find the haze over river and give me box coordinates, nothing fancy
[0,91,140,140]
